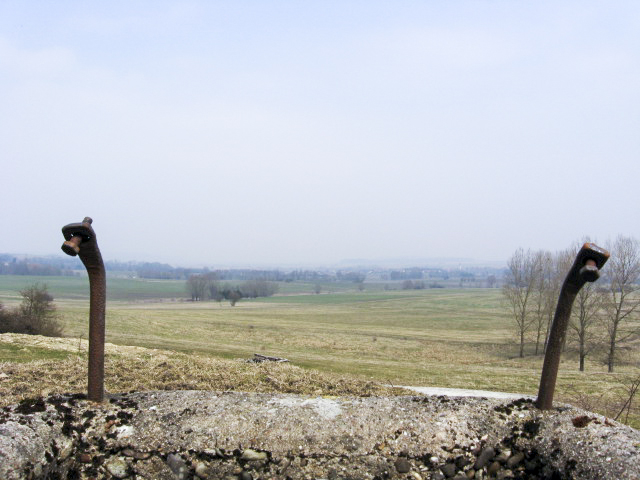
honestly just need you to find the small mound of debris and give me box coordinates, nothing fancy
[247,353,290,363]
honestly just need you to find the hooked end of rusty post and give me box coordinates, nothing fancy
[563,243,610,292]
[61,217,96,257]
[535,242,610,410]
[579,242,609,269]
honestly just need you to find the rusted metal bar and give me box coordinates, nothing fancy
[535,243,609,410]
[61,217,106,403]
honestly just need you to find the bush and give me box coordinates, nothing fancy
[239,279,278,298]
[0,284,63,337]
[0,301,12,332]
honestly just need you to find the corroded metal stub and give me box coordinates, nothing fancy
[60,217,106,403]
[535,242,610,410]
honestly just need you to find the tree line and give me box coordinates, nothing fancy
[503,235,640,373]
[186,273,278,306]
[0,257,66,276]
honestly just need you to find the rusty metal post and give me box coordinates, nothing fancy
[61,217,106,402]
[535,243,609,410]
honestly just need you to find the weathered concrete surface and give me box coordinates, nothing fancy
[401,386,533,399]
[1,391,639,479]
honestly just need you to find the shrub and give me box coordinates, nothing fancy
[0,284,63,337]
[0,301,12,332]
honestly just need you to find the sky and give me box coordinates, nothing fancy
[1,1,639,268]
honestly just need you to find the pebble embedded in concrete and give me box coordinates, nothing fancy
[241,448,268,461]
[395,457,411,473]
[440,462,457,477]
[105,457,129,479]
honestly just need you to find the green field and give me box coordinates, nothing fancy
[0,276,372,303]
[0,275,187,302]
[1,275,639,426]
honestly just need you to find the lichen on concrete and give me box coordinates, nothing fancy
[1,391,639,479]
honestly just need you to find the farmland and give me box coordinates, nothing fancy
[1,275,639,427]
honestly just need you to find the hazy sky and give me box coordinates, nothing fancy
[2,1,639,267]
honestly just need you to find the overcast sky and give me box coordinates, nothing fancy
[1,1,639,267]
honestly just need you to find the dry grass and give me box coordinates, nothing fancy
[0,334,405,408]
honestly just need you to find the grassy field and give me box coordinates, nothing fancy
[0,275,187,302]
[0,275,375,302]
[1,275,639,427]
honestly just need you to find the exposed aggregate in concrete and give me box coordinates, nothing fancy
[1,391,639,479]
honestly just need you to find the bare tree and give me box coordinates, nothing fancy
[569,281,605,371]
[207,280,220,301]
[503,248,542,357]
[602,235,640,373]
[531,250,553,355]
[240,279,278,298]
[228,290,242,307]
[541,248,575,353]
[9,284,63,337]
[186,274,208,301]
